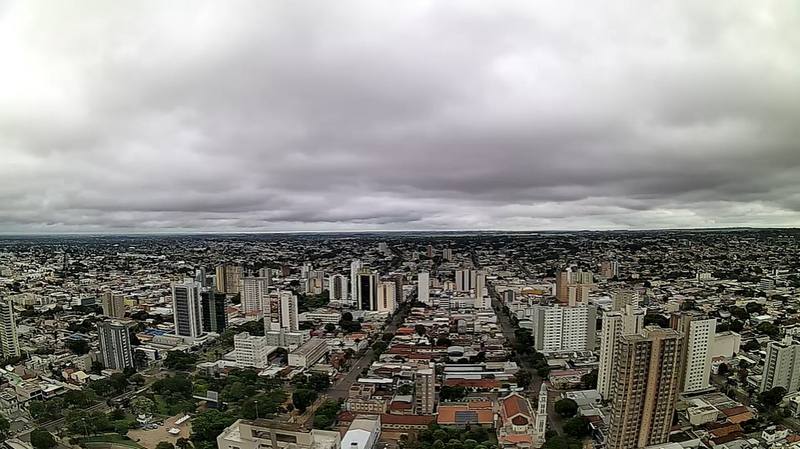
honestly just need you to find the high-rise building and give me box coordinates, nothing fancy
[201,290,228,333]
[672,312,716,393]
[455,269,477,292]
[607,327,683,449]
[307,270,325,295]
[555,268,571,302]
[97,320,136,371]
[257,267,274,280]
[393,274,404,303]
[101,292,126,318]
[0,298,20,358]
[529,304,597,352]
[761,336,800,393]
[415,363,436,414]
[377,281,396,313]
[240,277,269,316]
[417,271,430,304]
[264,291,299,332]
[474,270,488,309]
[300,262,313,279]
[612,290,638,311]
[172,279,203,339]
[535,383,548,442]
[329,274,349,301]
[426,245,434,258]
[597,304,645,399]
[215,265,243,294]
[442,248,453,261]
[350,260,363,302]
[601,260,619,279]
[356,269,379,311]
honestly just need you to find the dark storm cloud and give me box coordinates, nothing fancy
[1,0,799,233]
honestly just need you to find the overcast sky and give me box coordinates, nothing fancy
[1,1,798,233]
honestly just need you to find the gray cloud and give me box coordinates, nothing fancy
[1,0,799,233]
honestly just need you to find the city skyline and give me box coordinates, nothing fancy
[1,1,799,234]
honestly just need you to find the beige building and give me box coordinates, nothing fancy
[217,419,340,449]
[607,327,683,449]
[101,292,126,318]
[415,364,436,414]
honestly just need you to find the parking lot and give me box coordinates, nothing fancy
[127,414,192,449]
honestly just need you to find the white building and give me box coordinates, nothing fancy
[675,314,716,393]
[341,415,380,449]
[377,281,396,313]
[597,304,645,399]
[264,291,299,332]
[329,274,349,301]
[240,277,270,316]
[217,419,340,449]
[98,320,136,371]
[761,336,800,393]
[526,304,596,353]
[350,260,363,302]
[0,298,20,358]
[172,279,203,339]
[418,271,430,304]
[455,269,477,292]
[288,338,330,368]
[101,292,126,318]
[234,332,274,369]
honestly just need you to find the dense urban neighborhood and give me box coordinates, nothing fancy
[0,229,799,449]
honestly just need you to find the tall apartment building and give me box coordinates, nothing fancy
[329,274,349,301]
[474,270,489,309]
[350,259,363,302]
[426,245,434,258]
[529,304,597,352]
[240,277,270,316]
[264,291,299,332]
[234,332,272,369]
[555,267,592,305]
[97,320,136,371]
[597,304,645,399]
[101,292,126,318]
[612,290,638,311]
[455,269,477,292]
[607,327,683,449]
[418,271,430,304]
[555,269,571,302]
[761,336,800,393]
[172,279,203,339]
[306,270,325,295]
[415,364,436,414]
[356,269,379,311]
[377,281,396,313]
[201,290,228,333]
[601,260,619,279]
[672,312,716,393]
[442,248,453,261]
[215,265,243,294]
[0,298,21,358]
[393,274,404,303]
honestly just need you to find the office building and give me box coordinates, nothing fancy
[234,332,273,369]
[0,298,20,359]
[761,336,800,393]
[607,327,683,449]
[377,281,396,313]
[356,269,379,311]
[529,304,596,352]
[101,292,126,318]
[172,279,203,339]
[350,259,363,302]
[215,265,243,294]
[329,274,349,301]
[97,320,136,371]
[217,419,341,449]
[672,312,716,393]
[597,304,645,399]
[265,329,309,351]
[201,290,228,333]
[264,291,299,332]
[415,364,436,414]
[418,271,430,304]
[288,338,329,368]
[240,277,270,316]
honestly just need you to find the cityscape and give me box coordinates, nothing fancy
[0,230,798,449]
[1,2,799,449]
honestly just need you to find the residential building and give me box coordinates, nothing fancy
[761,336,800,393]
[528,304,596,352]
[264,291,299,332]
[350,259,363,302]
[0,298,20,358]
[101,292,126,318]
[415,364,436,414]
[598,304,645,399]
[215,265,243,294]
[240,277,269,316]
[418,271,430,304]
[172,279,203,339]
[672,312,716,393]
[455,269,477,292]
[97,320,136,371]
[607,327,683,449]
[377,281,396,313]
[329,274,349,301]
[234,332,273,369]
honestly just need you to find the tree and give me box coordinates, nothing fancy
[164,351,199,371]
[415,324,426,336]
[581,369,598,389]
[30,429,57,449]
[743,339,760,351]
[324,323,336,333]
[0,415,9,440]
[757,322,781,339]
[554,399,578,418]
[515,370,533,389]
[341,312,353,322]
[66,339,90,355]
[177,437,193,449]
[292,389,318,413]
[132,397,158,416]
[156,443,176,449]
[398,384,414,395]
[190,410,236,445]
[718,363,730,377]
[759,386,787,409]
[563,417,590,438]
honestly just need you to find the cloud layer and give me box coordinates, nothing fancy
[1,1,799,232]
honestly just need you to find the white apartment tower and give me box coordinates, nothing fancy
[377,281,396,313]
[0,298,20,358]
[417,271,430,304]
[415,364,436,414]
[329,274,349,301]
[172,279,203,339]
[455,269,477,292]
[101,292,126,318]
[676,314,716,393]
[264,291,299,332]
[240,277,270,316]
[98,320,136,371]
[597,304,645,399]
[761,336,800,393]
[234,332,272,369]
[529,304,597,353]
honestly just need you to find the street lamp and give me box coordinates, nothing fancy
[254,400,259,420]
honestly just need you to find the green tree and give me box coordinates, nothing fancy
[0,415,9,440]
[554,399,578,418]
[292,388,318,412]
[177,437,193,449]
[415,324,426,336]
[66,339,89,355]
[190,410,236,445]
[156,443,176,449]
[563,417,590,438]
[324,323,336,333]
[164,351,199,371]
[398,384,414,395]
[759,386,787,409]
[515,370,533,389]
[581,369,598,389]
[30,429,57,449]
